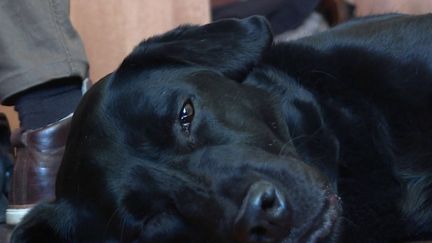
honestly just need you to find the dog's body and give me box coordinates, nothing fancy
[11,14,432,242]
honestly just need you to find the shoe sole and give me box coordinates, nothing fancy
[6,207,32,225]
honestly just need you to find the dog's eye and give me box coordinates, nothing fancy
[179,100,194,134]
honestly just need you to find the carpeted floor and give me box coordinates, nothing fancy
[0,224,12,243]
[1,223,432,242]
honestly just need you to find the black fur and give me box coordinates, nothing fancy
[11,15,432,242]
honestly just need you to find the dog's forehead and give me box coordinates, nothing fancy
[116,67,243,102]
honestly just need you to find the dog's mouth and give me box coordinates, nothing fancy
[233,181,341,243]
[295,192,341,243]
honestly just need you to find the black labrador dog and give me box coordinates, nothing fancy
[11,14,432,243]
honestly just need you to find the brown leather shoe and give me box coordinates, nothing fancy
[6,115,72,225]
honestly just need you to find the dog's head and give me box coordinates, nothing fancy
[59,16,341,242]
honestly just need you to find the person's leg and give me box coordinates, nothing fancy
[353,0,432,16]
[0,0,88,224]
[0,0,88,102]
[12,77,83,130]
[0,114,13,224]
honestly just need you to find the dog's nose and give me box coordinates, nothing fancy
[234,181,291,243]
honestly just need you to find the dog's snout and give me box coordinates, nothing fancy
[234,181,291,243]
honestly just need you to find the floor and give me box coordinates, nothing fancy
[0,224,11,243]
[1,222,432,243]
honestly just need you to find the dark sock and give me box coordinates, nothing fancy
[13,77,83,130]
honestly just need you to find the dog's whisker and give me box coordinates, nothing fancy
[120,216,126,243]
[104,207,121,236]
[309,69,339,81]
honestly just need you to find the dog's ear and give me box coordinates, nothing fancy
[119,16,273,81]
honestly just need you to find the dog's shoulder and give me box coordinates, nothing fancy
[260,14,432,109]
